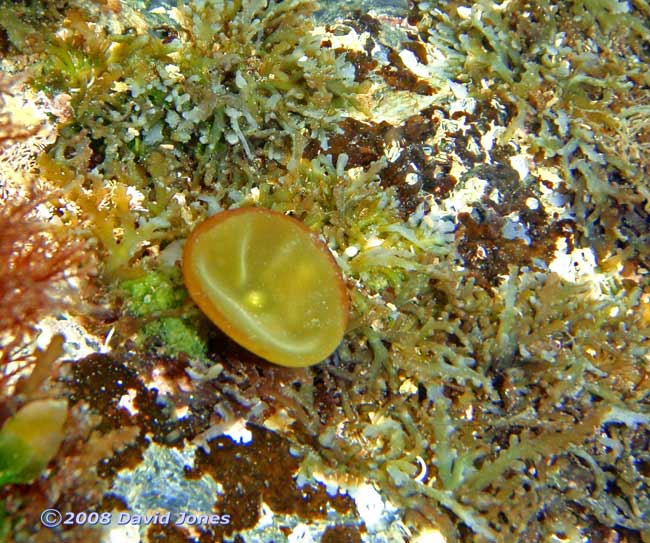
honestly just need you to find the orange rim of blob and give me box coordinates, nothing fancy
[182,207,349,367]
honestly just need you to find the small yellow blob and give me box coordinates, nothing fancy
[182,208,349,367]
[244,290,266,310]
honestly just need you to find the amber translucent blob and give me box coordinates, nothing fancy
[182,208,349,367]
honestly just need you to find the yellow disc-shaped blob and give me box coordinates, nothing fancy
[183,208,349,367]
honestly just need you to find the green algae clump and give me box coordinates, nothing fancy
[183,208,349,367]
[120,269,186,318]
[119,269,208,359]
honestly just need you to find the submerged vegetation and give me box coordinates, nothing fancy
[0,0,649,542]
[0,75,87,386]
[37,0,366,275]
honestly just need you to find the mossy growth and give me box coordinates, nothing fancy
[140,317,207,360]
[120,268,186,318]
[119,268,207,359]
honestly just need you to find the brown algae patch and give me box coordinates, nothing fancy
[186,425,357,537]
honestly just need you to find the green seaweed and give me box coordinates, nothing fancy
[140,316,207,360]
[120,269,186,318]
[119,268,208,359]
